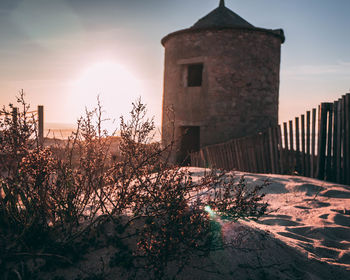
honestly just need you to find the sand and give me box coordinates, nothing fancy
[37,168,350,279]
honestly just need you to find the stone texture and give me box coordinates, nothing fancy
[161,24,284,164]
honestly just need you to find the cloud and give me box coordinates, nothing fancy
[282,61,350,79]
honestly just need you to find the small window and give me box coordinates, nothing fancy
[187,64,203,87]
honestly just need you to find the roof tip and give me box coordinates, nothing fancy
[191,1,254,30]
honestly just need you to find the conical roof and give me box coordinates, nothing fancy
[161,0,285,45]
[191,0,254,29]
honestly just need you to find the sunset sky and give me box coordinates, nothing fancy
[0,0,349,130]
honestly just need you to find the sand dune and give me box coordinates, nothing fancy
[183,168,350,279]
[39,168,350,279]
[230,170,350,273]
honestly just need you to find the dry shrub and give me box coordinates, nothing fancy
[0,94,267,279]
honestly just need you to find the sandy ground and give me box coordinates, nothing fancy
[239,170,350,270]
[39,168,350,280]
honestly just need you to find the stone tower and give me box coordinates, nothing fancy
[161,0,285,164]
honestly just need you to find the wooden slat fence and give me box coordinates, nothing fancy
[0,105,44,146]
[191,93,350,185]
[191,127,282,174]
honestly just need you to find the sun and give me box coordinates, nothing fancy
[71,61,141,125]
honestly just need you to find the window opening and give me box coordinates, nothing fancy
[187,64,203,87]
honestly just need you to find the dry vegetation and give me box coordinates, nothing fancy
[0,94,268,280]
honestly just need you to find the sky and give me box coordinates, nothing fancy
[0,0,349,130]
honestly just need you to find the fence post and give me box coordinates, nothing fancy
[295,117,300,174]
[336,99,342,182]
[306,111,311,177]
[289,120,294,172]
[311,108,317,178]
[326,104,333,181]
[341,96,346,183]
[199,149,206,167]
[38,105,44,146]
[258,133,266,173]
[345,94,350,185]
[277,125,284,174]
[283,122,289,172]
[332,101,338,181]
[301,114,306,176]
[316,103,328,180]
[273,126,280,174]
[268,127,276,174]
[205,146,212,168]
[12,107,18,126]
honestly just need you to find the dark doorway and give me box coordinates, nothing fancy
[178,126,200,165]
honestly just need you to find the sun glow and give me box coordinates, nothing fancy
[71,61,141,126]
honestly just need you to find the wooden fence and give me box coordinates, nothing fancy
[191,93,350,185]
[0,105,44,145]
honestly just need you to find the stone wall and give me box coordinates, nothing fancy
[162,28,283,163]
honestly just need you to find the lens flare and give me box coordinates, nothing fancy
[204,205,216,217]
